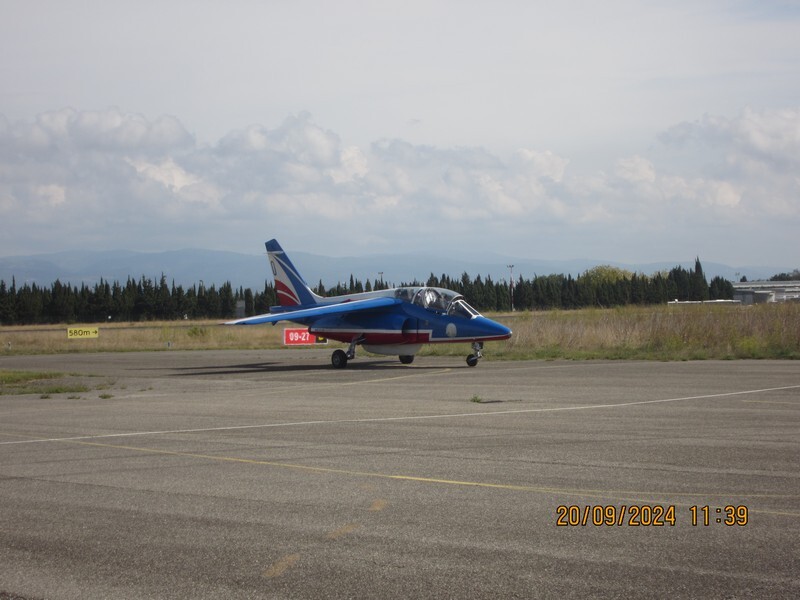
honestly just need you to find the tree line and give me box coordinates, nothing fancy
[769,269,800,281]
[0,259,734,325]
[413,258,733,311]
[0,275,245,325]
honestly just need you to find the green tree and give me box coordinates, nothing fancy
[155,274,174,319]
[244,288,254,316]
[219,282,236,318]
[0,279,15,324]
[709,276,734,300]
[48,280,76,322]
[689,258,709,301]
[668,266,690,301]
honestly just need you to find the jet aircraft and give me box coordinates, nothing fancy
[226,239,512,368]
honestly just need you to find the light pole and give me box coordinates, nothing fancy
[507,265,514,311]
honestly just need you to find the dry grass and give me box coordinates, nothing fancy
[486,303,800,360]
[2,303,799,360]
[1,321,286,354]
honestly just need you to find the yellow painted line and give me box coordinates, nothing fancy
[262,553,300,578]
[65,439,800,518]
[368,498,388,512]
[326,523,360,540]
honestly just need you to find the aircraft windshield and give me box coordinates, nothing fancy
[394,287,481,318]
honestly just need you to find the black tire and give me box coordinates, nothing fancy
[399,355,415,365]
[466,354,479,367]
[332,349,348,369]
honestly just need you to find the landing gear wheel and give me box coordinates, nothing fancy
[399,355,415,365]
[332,349,348,369]
[466,341,483,367]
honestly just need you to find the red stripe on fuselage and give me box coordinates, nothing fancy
[309,329,431,345]
[308,328,509,345]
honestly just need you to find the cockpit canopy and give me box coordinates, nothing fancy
[394,287,481,319]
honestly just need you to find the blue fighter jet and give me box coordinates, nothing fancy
[226,239,512,368]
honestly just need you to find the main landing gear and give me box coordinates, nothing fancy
[331,349,416,368]
[331,336,363,369]
[331,349,349,369]
[330,337,418,369]
[466,342,483,367]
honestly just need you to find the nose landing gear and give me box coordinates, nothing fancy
[466,342,483,367]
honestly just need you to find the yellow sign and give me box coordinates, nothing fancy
[67,327,99,339]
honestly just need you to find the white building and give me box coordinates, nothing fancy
[732,281,800,304]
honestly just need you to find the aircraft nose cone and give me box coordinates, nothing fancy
[494,321,513,339]
[476,317,512,340]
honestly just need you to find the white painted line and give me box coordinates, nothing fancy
[2,384,798,446]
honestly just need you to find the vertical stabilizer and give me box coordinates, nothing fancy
[266,239,323,307]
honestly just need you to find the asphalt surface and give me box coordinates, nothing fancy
[1,350,799,599]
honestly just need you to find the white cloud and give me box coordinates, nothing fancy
[128,157,197,192]
[2,108,194,156]
[0,106,798,267]
[218,113,341,167]
[35,184,66,207]
[326,146,368,184]
[707,181,742,208]
[659,106,800,223]
[514,149,569,183]
[615,156,656,184]
[662,106,800,168]
[660,176,742,211]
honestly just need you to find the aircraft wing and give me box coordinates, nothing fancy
[225,296,402,326]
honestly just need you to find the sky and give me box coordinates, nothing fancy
[1,0,799,268]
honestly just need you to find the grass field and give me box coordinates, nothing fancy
[1,303,798,360]
[466,302,800,360]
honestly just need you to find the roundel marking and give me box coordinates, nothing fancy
[445,322,457,338]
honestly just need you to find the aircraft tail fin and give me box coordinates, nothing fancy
[266,239,324,307]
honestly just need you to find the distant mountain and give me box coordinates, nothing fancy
[0,249,268,290]
[0,248,789,290]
